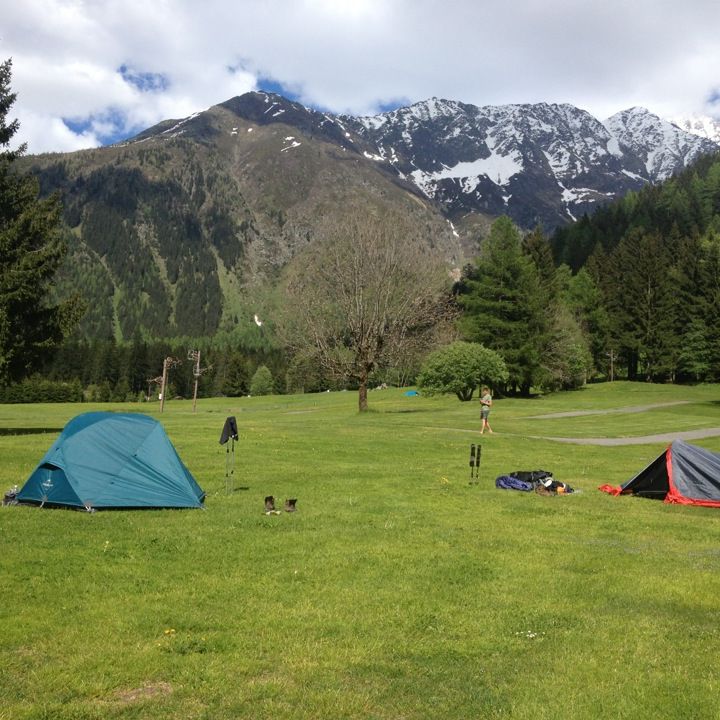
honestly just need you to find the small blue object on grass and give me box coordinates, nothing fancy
[405,390,419,396]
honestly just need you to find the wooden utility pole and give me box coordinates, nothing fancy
[159,356,181,413]
[188,349,212,413]
[607,349,615,382]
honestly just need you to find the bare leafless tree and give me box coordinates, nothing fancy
[280,209,455,411]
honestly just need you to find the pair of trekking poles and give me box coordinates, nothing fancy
[469,443,481,484]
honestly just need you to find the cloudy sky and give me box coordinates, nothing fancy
[3,0,720,154]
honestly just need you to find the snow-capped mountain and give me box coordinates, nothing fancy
[667,114,720,145]
[26,91,720,339]
[604,107,717,182]
[124,92,720,233]
[342,99,719,230]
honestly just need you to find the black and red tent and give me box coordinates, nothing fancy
[599,440,720,507]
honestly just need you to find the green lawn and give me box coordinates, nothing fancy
[2,382,720,719]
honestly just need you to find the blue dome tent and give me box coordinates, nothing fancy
[17,413,205,510]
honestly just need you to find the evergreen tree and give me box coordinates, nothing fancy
[217,351,250,396]
[0,59,79,385]
[674,231,711,381]
[250,364,274,396]
[538,305,593,390]
[523,225,559,299]
[606,229,676,381]
[702,233,720,380]
[561,267,611,376]
[127,332,151,394]
[458,216,545,395]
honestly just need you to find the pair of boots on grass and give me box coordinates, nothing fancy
[265,495,297,515]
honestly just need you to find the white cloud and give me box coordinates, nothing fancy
[2,0,719,154]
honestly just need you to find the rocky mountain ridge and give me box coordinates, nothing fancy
[127,91,719,232]
[341,98,719,228]
[28,91,720,341]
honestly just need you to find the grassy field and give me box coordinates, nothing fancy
[2,381,720,719]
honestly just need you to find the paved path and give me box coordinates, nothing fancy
[527,427,720,446]
[522,400,720,445]
[522,400,689,420]
[425,399,720,446]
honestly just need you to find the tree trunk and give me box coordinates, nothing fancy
[358,380,368,412]
[627,350,638,381]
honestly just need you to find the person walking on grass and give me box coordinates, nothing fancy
[480,386,493,434]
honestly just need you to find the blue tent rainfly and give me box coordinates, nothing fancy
[17,412,205,510]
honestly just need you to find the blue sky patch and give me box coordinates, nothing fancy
[119,64,170,93]
[62,106,137,146]
[63,117,94,135]
[257,76,302,102]
[377,99,410,113]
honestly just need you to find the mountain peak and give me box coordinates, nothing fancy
[668,113,720,144]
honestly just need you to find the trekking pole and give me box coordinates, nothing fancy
[220,416,239,495]
[226,437,235,494]
[469,443,482,483]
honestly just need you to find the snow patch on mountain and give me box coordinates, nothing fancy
[161,112,200,137]
[668,114,720,144]
[134,91,720,233]
[411,148,523,194]
[604,107,717,181]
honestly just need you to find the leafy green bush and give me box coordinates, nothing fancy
[417,341,508,401]
[0,376,83,403]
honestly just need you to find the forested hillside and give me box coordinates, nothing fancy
[548,151,720,382]
[27,94,461,343]
[24,91,720,347]
[551,151,720,269]
[6,81,720,402]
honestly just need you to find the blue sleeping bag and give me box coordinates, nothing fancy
[495,475,534,491]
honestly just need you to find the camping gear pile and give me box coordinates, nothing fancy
[599,440,720,507]
[496,470,574,495]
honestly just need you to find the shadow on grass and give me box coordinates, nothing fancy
[0,427,63,436]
